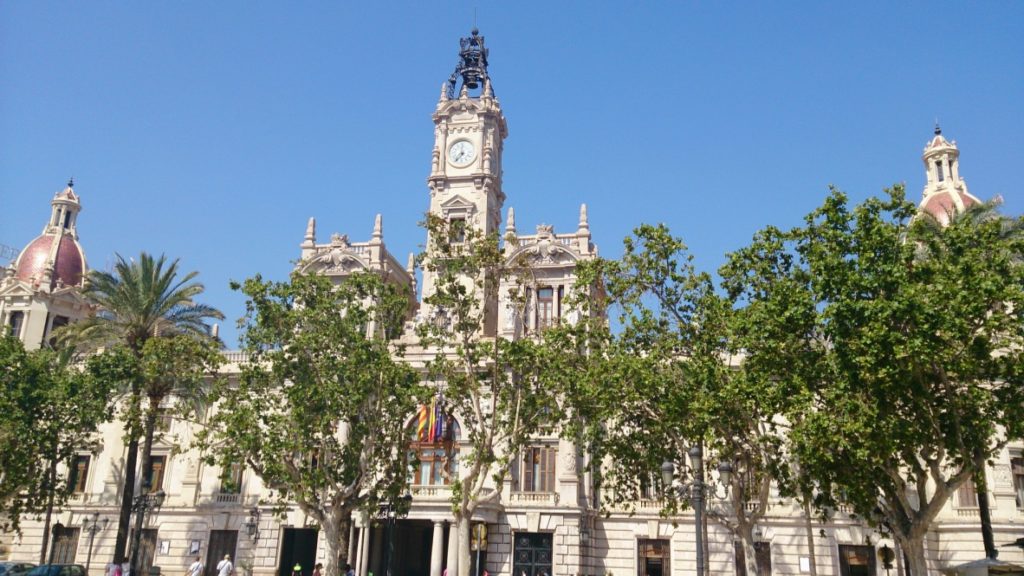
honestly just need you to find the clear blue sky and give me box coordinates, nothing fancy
[2,2,1022,347]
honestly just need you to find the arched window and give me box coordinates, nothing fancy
[409,403,460,486]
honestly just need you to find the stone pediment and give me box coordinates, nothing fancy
[439,194,476,211]
[506,240,580,267]
[0,280,35,299]
[299,246,369,275]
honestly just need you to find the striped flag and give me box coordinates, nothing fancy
[416,404,429,441]
[427,397,437,442]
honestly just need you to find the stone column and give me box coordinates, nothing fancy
[358,524,370,576]
[347,522,356,567]
[445,525,459,576]
[430,521,445,576]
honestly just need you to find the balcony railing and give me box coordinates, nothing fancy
[214,493,241,505]
[509,491,559,506]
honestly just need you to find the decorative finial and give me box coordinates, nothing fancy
[578,203,590,232]
[505,207,516,234]
[372,213,383,240]
[934,120,941,135]
[406,252,415,273]
[304,217,316,243]
[440,81,449,102]
[483,77,493,98]
[67,177,74,188]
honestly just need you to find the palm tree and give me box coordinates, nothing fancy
[58,253,223,566]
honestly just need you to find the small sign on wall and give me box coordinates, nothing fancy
[159,541,171,556]
[189,540,201,555]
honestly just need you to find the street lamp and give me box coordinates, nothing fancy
[244,508,261,543]
[380,492,413,576]
[661,445,733,576]
[129,483,166,576]
[83,513,109,576]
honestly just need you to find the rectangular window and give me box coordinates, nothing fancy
[1012,457,1024,509]
[413,448,456,486]
[838,544,876,576]
[219,463,243,494]
[937,161,945,182]
[536,287,555,329]
[69,455,91,494]
[145,455,167,491]
[638,539,670,576]
[519,446,557,492]
[956,476,979,507]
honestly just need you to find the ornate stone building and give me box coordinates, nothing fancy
[2,30,1023,576]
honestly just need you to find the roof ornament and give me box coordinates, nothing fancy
[67,177,74,188]
[372,213,383,242]
[447,28,490,99]
[934,121,942,135]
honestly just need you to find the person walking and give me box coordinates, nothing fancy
[217,555,234,576]
[186,557,204,576]
[312,564,322,576]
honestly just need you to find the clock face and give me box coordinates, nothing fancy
[448,140,476,166]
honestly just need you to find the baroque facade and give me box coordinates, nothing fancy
[3,30,1024,576]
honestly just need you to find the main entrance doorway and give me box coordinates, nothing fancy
[278,529,318,576]
[204,531,238,576]
[366,520,438,576]
[512,533,552,576]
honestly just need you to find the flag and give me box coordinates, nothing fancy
[433,400,444,441]
[417,404,428,441]
[427,397,437,442]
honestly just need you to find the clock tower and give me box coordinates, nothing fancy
[420,28,508,313]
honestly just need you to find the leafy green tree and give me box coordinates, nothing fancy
[417,215,560,576]
[57,252,224,563]
[554,224,795,576]
[198,271,421,576]
[725,186,1024,575]
[0,336,122,560]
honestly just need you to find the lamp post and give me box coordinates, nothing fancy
[661,445,732,576]
[83,513,109,576]
[128,483,166,576]
[380,493,412,576]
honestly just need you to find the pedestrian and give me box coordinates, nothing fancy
[312,564,322,576]
[344,565,354,576]
[291,563,302,576]
[217,555,234,576]
[187,557,204,576]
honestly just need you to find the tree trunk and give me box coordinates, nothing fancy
[322,511,351,576]
[974,469,997,559]
[896,533,928,576]
[456,515,471,576]
[129,410,159,576]
[113,388,143,565]
[38,457,58,564]
[802,498,818,576]
[737,524,759,576]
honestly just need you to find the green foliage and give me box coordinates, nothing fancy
[198,271,422,575]
[417,215,561,511]
[724,185,1024,572]
[0,336,120,532]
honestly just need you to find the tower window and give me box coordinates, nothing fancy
[449,217,467,243]
[8,311,25,338]
[536,287,555,329]
[937,160,945,182]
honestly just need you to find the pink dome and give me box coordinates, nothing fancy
[14,234,86,288]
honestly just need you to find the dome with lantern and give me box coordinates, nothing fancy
[12,180,88,291]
